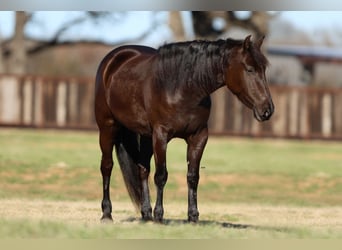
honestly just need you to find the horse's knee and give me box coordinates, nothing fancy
[154,170,168,188]
[187,172,199,188]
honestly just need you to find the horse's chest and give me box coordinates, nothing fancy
[165,105,210,136]
[151,94,211,134]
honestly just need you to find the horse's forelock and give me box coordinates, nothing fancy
[249,44,269,69]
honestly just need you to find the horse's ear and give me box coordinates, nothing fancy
[256,35,265,49]
[243,35,252,51]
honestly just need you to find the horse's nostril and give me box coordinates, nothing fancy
[263,108,272,120]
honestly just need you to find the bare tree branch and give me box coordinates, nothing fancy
[1,11,162,74]
[27,12,160,54]
[52,16,87,42]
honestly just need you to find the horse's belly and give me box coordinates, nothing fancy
[111,102,152,136]
[122,114,152,136]
[106,76,152,135]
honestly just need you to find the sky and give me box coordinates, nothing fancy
[0,11,342,46]
[0,11,165,43]
[280,11,342,32]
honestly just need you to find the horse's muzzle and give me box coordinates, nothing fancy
[254,101,274,122]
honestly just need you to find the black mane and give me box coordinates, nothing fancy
[155,38,268,93]
[156,39,229,92]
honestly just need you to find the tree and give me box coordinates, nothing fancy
[6,12,29,74]
[0,32,4,73]
[168,11,186,41]
[1,12,110,74]
[1,11,160,75]
[1,11,275,75]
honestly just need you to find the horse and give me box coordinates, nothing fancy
[94,35,274,223]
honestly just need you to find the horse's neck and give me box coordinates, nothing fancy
[195,74,225,97]
[209,80,225,94]
[193,55,227,96]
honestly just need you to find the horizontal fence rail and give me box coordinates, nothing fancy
[0,74,341,140]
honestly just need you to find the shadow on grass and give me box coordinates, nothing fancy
[121,217,291,233]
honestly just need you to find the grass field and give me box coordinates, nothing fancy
[0,128,341,238]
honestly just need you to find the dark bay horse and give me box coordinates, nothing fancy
[95,35,274,223]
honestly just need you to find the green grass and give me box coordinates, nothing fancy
[0,128,341,238]
[0,128,341,205]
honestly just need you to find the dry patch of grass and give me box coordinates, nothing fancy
[0,199,341,238]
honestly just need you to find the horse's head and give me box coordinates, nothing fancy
[225,35,274,122]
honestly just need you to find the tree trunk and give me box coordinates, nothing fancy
[8,11,28,74]
[169,11,185,41]
[0,33,4,73]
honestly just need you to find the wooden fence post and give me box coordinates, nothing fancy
[299,90,309,138]
[0,76,21,124]
[33,77,43,127]
[321,93,332,138]
[334,92,342,136]
[68,79,79,124]
[22,78,33,125]
[271,91,287,137]
[289,89,299,136]
[56,81,67,127]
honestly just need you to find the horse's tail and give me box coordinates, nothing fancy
[115,127,142,210]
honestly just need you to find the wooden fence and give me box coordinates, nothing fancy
[0,74,342,140]
[210,86,342,140]
[0,75,94,130]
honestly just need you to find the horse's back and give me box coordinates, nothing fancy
[96,45,156,89]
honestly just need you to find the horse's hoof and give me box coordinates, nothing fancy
[141,209,153,221]
[188,216,199,224]
[141,214,153,222]
[153,215,164,224]
[153,208,164,223]
[101,214,113,223]
[153,218,164,224]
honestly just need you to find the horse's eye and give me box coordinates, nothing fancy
[246,66,255,73]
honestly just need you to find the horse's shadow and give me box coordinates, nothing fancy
[122,217,251,229]
[121,217,290,233]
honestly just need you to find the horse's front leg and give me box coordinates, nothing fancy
[152,126,168,223]
[186,127,208,223]
[138,136,153,221]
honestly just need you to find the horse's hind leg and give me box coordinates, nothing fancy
[98,120,118,221]
[138,136,153,221]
